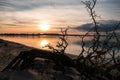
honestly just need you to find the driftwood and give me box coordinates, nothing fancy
[2,49,75,71]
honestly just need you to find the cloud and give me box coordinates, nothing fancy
[0,0,44,11]
[0,0,120,12]
[107,0,120,3]
[0,0,82,11]
[74,20,120,32]
[0,0,120,29]
[98,0,120,8]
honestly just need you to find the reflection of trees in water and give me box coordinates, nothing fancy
[75,36,120,48]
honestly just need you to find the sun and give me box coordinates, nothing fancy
[39,22,50,31]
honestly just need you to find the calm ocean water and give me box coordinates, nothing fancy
[0,36,85,55]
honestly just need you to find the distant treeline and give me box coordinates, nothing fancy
[0,33,109,36]
[0,33,60,36]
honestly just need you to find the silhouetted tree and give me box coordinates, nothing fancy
[45,27,70,54]
[76,0,120,80]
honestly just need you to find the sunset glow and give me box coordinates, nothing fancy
[0,0,119,33]
[39,22,50,31]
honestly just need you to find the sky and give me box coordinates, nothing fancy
[0,0,120,33]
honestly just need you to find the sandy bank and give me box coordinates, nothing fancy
[0,39,33,71]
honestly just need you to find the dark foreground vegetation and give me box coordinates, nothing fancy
[0,0,120,80]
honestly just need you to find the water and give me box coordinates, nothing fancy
[0,36,82,55]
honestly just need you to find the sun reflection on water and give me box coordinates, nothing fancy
[40,39,49,47]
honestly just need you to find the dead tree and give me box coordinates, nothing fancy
[76,0,120,80]
[46,27,69,54]
[2,49,75,71]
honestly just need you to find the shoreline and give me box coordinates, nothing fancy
[0,38,77,56]
[0,38,79,80]
[0,38,76,70]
